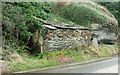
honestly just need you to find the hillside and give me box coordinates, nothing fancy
[50,2,118,27]
[1,2,119,73]
[2,1,118,56]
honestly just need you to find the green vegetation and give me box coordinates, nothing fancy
[47,14,90,28]
[9,58,59,72]
[2,2,118,57]
[2,2,51,55]
[48,14,76,25]
[99,2,120,27]
[50,2,118,27]
[2,2,119,73]
[98,2,120,40]
[6,44,118,73]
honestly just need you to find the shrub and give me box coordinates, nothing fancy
[2,2,51,54]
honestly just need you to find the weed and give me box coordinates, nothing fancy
[7,44,118,73]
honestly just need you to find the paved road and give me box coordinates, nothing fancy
[32,56,119,73]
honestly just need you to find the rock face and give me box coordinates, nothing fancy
[44,28,92,52]
[91,24,117,45]
[92,38,98,47]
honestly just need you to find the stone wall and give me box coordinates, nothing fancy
[32,23,117,53]
[44,29,92,52]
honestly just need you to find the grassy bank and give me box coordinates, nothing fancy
[47,14,90,28]
[5,44,118,73]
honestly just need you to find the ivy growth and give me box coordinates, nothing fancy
[2,2,51,54]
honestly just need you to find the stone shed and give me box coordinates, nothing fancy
[32,17,118,53]
[43,24,92,52]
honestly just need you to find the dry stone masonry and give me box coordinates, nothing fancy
[44,27,92,52]
[33,17,117,53]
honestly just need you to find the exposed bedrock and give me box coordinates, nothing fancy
[91,23,117,45]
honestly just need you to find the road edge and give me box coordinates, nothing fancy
[10,55,118,74]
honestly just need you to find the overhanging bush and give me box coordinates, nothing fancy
[2,2,51,54]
